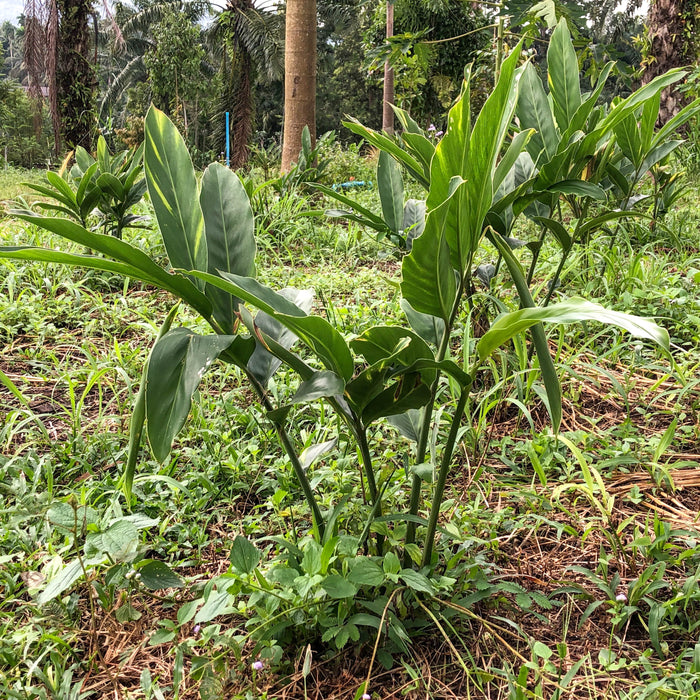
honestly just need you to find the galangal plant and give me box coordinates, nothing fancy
[20,135,147,240]
[1,40,669,653]
[338,19,700,303]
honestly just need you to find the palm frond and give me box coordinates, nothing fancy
[99,54,147,118]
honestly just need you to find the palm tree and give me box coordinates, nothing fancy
[643,0,694,122]
[101,0,282,168]
[23,0,98,152]
[281,0,316,172]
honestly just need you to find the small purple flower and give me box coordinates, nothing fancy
[615,593,627,603]
[362,694,371,700]
[193,624,201,635]
[435,130,444,137]
[252,660,264,671]
[428,124,436,131]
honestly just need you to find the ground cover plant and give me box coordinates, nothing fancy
[2,32,700,700]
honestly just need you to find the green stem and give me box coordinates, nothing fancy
[526,224,548,286]
[421,387,470,567]
[249,374,325,541]
[541,199,590,309]
[405,273,466,554]
[355,423,384,553]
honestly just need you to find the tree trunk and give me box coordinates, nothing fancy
[643,0,693,123]
[281,0,316,173]
[56,0,97,151]
[382,1,394,134]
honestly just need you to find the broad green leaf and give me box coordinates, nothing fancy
[146,329,235,462]
[641,91,661,151]
[230,536,260,574]
[46,171,77,206]
[101,520,139,561]
[6,213,212,318]
[532,217,571,251]
[560,62,614,144]
[192,272,354,381]
[96,172,125,200]
[638,140,683,176]
[37,559,83,605]
[343,118,429,189]
[387,409,423,442]
[517,62,559,163]
[144,106,207,283]
[378,150,404,233]
[290,371,345,405]
[548,19,581,129]
[489,231,562,431]
[400,299,445,346]
[597,69,685,137]
[200,163,256,333]
[194,588,236,624]
[547,179,606,201]
[362,381,432,425]
[123,304,179,501]
[348,558,385,587]
[426,69,471,216]
[402,199,426,247]
[321,575,358,599]
[614,113,643,167]
[652,97,700,147]
[401,183,460,322]
[246,288,314,386]
[477,298,669,360]
[399,568,435,595]
[300,438,338,469]
[493,129,534,193]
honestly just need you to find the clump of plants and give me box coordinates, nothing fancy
[2,24,690,696]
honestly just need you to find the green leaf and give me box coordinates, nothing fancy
[146,329,235,462]
[402,199,426,246]
[477,298,670,360]
[387,408,423,442]
[123,304,179,501]
[532,217,571,251]
[5,213,212,318]
[517,62,559,163]
[547,180,605,201]
[614,113,644,167]
[489,231,562,431]
[378,150,404,233]
[400,299,445,346]
[290,371,345,405]
[321,575,358,599]
[200,163,256,333]
[343,118,429,189]
[300,438,338,469]
[144,106,207,283]
[192,272,354,381]
[399,568,435,595]
[401,184,459,322]
[246,288,314,385]
[101,520,139,561]
[348,558,385,587]
[547,19,581,129]
[230,536,260,574]
[37,559,83,605]
[137,561,184,590]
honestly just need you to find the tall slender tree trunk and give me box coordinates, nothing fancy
[382,1,394,134]
[281,0,316,172]
[643,0,695,123]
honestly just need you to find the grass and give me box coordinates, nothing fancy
[1,154,700,700]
